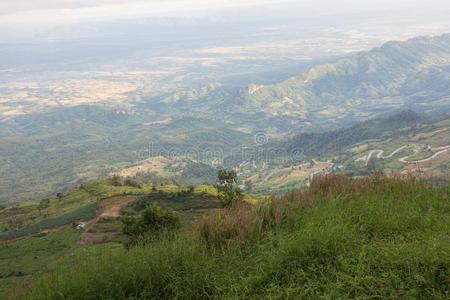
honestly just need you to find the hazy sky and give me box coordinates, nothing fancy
[2,0,449,23]
[0,0,449,42]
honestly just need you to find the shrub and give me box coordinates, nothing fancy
[122,204,181,247]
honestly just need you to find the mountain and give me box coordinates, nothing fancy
[0,106,251,204]
[2,34,450,204]
[239,34,450,125]
[229,111,450,193]
[284,110,423,156]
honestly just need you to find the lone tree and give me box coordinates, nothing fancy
[215,169,242,207]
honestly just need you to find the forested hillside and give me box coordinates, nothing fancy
[242,34,450,122]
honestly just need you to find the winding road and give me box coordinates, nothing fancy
[365,144,450,165]
[365,146,408,166]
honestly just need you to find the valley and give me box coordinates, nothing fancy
[1,34,450,204]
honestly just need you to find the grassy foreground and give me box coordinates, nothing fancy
[10,175,450,299]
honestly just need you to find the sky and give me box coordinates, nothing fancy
[2,0,449,22]
[0,0,449,41]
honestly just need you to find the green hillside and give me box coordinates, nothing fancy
[0,106,249,204]
[2,35,450,204]
[7,175,449,299]
[284,110,423,156]
[242,34,450,123]
[229,111,450,194]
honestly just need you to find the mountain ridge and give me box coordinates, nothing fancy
[240,33,450,120]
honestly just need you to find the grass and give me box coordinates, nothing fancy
[0,203,98,241]
[10,175,450,299]
[0,229,81,297]
[0,179,148,232]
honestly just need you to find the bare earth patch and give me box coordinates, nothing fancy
[77,196,136,245]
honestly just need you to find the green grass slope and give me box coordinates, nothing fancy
[12,175,450,299]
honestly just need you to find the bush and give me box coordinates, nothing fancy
[122,204,181,247]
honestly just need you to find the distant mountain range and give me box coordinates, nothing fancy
[1,34,449,204]
[236,34,450,125]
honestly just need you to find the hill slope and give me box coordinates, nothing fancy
[11,175,450,299]
[241,34,450,124]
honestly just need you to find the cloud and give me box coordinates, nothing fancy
[2,0,449,25]
[0,0,448,42]
[0,0,284,23]
[0,0,292,41]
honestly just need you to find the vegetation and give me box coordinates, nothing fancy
[122,204,181,248]
[0,229,81,296]
[284,110,422,156]
[0,179,148,239]
[0,203,98,241]
[0,106,247,205]
[215,169,242,207]
[130,186,220,212]
[11,175,449,299]
[244,34,450,119]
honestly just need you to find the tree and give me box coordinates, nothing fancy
[215,169,242,207]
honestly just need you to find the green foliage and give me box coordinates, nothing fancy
[215,169,242,207]
[110,175,122,187]
[0,203,98,241]
[0,229,81,297]
[123,178,142,188]
[122,204,181,247]
[132,187,219,212]
[0,106,246,205]
[285,110,422,156]
[18,176,450,299]
[245,34,450,118]
[109,176,142,188]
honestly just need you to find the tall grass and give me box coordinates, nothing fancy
[13,175,450,299]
